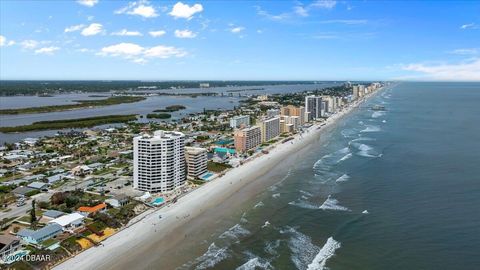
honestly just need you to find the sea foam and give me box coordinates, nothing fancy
[307,237,341,270]
[219,224,250,241]
[335,174,350,183]
[319,196,350,211]
[186,242,230,270]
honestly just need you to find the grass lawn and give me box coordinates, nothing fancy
[207,161,232,173]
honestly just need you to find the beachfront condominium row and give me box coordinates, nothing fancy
[233,105,307,152]
[352,83,382,100]
[133,131,208,193]
[230,115,250,128]
[305,95,347,119]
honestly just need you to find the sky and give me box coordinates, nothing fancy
[0,0,479,81]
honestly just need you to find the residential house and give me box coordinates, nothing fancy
[105,194,130,208]
[17,223,63,245]
[0,235,21,260]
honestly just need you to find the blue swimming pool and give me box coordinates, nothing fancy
[151,197,164,206]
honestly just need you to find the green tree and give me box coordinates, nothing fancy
[30,199,37,229]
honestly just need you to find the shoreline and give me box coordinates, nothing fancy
[53,90,381,270]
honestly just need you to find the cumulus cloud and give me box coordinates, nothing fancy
[77,0,99,7]
[230,26,245,33]
[174,29,197,38]
[169,2,203,20]
[65,24,85,33]
[0,35,6,46]
[20,39,39,49]
[402,58,480,81]
[111,29,143,36]
[81,23,103,36]
[115,0,158,18]
[149,30,166,37]
[98,42,187,63]
[34,46,60,55]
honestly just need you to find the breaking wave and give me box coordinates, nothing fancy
[319,196,350,211]
[371,111,385,118]
[307,237,342,270]
[272,193,280,199]
[183,242,230,270]
[360,125,381,133]
[289,199,321,210]
[351,142,382,158]
[337,153,352,163]
[285,227,321,270]
[219,224,251,241]
[335,174,350,183]
[236,256,273,270]
[254,201,265,209]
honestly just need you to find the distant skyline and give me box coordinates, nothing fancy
[0,0,479,81]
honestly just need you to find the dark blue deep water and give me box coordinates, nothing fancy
[178,82,480,270]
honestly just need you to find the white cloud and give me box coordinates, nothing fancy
[450,48,478,55]
[115,0,158,18]
[65,24,85,33]
[311,0,337,9]
[294,6,308,17]
[257,1,336,21]
[34,46,60,55]
[7,40,15,46]
[460,23,478,30]
[81,23,103,36]
[111,29,143,36]
[100,43,144,56]
[144,45,187,58]
[77,48,93,53]
[77,0,99,7]
[402,58,480,81]
[169,2,203,20]
[0,35,5,46]
[174,29,197,38]
[229,26,245,34]
[98,42,187,63]
[255,6,290,21]
[149,30,166,37]
[20,39,39,49]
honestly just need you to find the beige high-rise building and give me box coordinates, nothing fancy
[259,117,281,142]
[185,147,208,179]
[234,126,261,152]
[280,105,305,124]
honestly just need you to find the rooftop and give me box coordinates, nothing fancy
[78,203,107,213]
[49,213,84,227]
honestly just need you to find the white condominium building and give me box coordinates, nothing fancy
[305,95,322,120]
[185,147,208,179]
[230,115,250,129]
[266,109,280,118]
[133,130,186,193]
[259,117,281,142]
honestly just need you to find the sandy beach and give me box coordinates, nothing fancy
[53,92,376,270]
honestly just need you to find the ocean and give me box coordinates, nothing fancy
[164,82,480,270]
